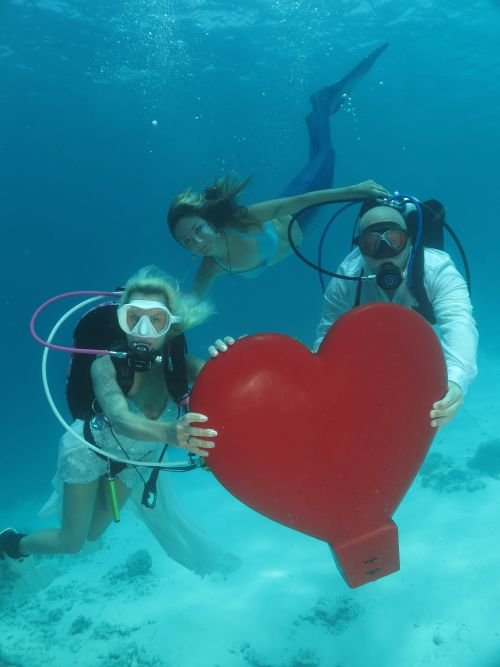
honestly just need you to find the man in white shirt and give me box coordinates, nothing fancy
[313,198,478,429]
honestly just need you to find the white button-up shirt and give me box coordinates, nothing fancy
[313,247,478,394]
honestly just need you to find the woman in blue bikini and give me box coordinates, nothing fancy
[167,44,390,297]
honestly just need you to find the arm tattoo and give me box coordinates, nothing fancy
[91,357,129,423]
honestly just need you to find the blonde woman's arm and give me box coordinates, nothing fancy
[91,356,216,455]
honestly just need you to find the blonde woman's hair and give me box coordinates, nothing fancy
[167,174,259,234]
[121,265,213,335]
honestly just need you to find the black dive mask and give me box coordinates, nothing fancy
[354,222,409,259]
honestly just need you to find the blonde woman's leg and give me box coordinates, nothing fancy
[19,479,100,556]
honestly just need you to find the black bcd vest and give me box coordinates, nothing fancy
[66,302,188,421]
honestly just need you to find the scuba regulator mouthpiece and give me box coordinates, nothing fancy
[375,263,405,291]
[127,343,162,373]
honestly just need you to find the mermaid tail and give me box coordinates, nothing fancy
[307,42,389,153]
[279,43,389,225]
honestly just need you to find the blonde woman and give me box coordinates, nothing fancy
[1,266,239,576]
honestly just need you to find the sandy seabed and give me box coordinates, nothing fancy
[1,353,499,667]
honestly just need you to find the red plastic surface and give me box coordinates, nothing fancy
[190,303,447,587]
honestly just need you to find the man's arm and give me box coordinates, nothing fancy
[426,251,478,395]
[425,251,478,428]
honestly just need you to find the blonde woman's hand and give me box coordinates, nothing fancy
[165,412,217,457]
[208,336,235,357]
[352,180,391,199]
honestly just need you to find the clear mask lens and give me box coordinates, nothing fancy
[356,226,408,259]
[117,300,182,339]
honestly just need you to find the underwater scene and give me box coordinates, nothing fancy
[1,0,500,665]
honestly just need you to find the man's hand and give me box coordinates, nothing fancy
[430,381,464,429]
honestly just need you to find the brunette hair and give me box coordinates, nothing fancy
[167,174,260,235]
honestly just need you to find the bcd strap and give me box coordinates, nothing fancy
[165,334,189,403]
[405,199,446,325]
[83,417,127,477]
[353,253,436,324]
[353,269,364,309]
[83,416,172,509]
[410,247,436,325]
[140,445,168,509]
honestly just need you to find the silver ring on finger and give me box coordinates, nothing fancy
[186,435,192,446]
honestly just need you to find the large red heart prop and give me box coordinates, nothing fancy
[190,303,446,587]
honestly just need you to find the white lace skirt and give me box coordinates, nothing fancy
[55,419,157,488]
[39,418,160,516]
[38,420,242,576]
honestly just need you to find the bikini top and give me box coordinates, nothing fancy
[213,220,279,278]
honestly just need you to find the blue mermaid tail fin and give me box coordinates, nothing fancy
[279,43,389,212]
[311,42,389,119]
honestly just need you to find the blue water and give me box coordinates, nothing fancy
[1,0,496,504]
[1,1,499,658]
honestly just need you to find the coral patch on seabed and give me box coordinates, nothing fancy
[419,438,500,494]
[418,452,486,493]
[0,544,164,667]
[238,644,322,667]
[107,548,153,582]
[2,364,500,667]
[299,596,361,635]
[467,439,500,479]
